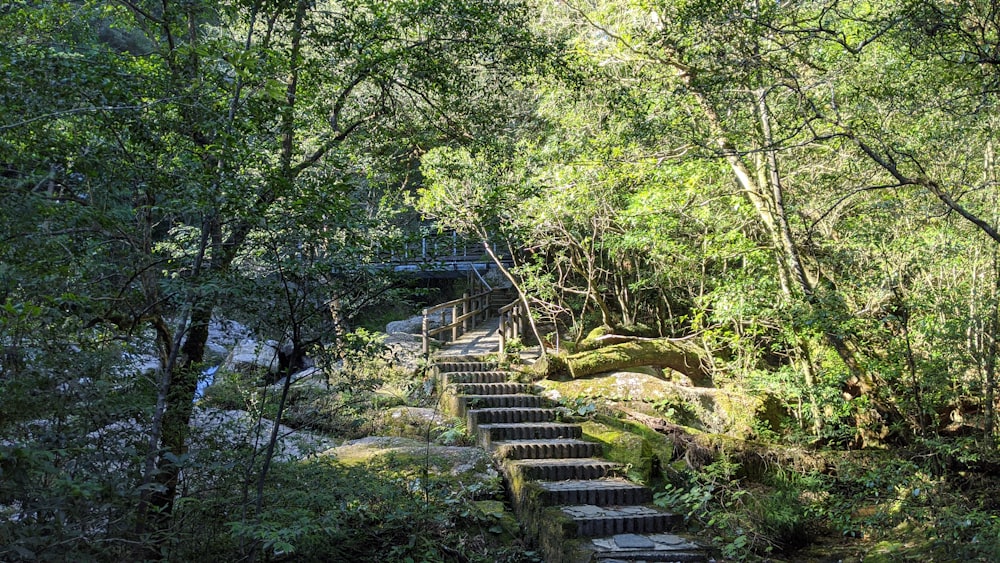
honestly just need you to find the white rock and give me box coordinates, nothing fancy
[383,332,425,374]
[121,352,161,376]
[385,312,451,335]
[222,338,280,374]
[190,407,334,461]
[207,319,250,358]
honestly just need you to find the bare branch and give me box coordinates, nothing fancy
[0,98,180,132]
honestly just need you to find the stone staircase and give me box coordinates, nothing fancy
[437,358,706,563]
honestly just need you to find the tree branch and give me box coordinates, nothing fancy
[0,99,181,131]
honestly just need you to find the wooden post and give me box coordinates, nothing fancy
[498,310,507,360]
[421,309,430,355]
[451,303,459,341]
[462,292,469,334]
[518,300,527,340]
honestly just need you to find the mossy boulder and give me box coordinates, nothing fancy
[374,406,449,440]
[537,369,674,403]
[537,370,786,439]
[580,419,671,484]
[322,436,499,492]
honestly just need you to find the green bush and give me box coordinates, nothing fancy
[217,457,533,563]
[654,456,816,558]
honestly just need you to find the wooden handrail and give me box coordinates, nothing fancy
[497,298,526,360]
[421,290,493,355]
[420,288,527,357]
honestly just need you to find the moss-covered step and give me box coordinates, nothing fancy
[444,393,545,418]
[534,479,653,506]
[505,458,622,481]
[492,438,603,460]
[466,407,559,432]
[561,505,682,537]
[440,370,511,385]
[478,422,583,443]
[449,382,533,395]
[436,360,498,373]
[588,532,705,562]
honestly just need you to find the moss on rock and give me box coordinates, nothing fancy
[374,406,449,440]
[581,419,652,482]
[537,370,788,440]
[578,416,676,485]
[322,436,499,491]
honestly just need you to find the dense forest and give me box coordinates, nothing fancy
[3,0,1000,561]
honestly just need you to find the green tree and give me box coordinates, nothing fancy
[1,0,545,557]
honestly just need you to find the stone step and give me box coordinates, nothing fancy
[450,382,532,395]
[590,533,706,562]
[437,361,497,373]
[467,407,558,431]
[492,439,602,460]
[454,394,543,416]
[478,422,582,443]
[507,458,620,481]
[535,479,653,506]
[561,505,682,538]
[441,371,511,385]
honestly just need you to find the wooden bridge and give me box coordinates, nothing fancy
[420,287,528,359]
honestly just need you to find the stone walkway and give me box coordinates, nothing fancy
[435,357,706,562]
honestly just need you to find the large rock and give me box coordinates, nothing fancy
[538,370,781,439]
[206,319,250,359]
[383,332,425,374]
[222,338,281,374]
[386,315,423,335]
[121,352,162,376]
[190,407,335,462]
[322,436,498,484]
[385,311,452,335]
[68,407,334,481]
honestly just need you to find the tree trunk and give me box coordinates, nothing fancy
[693,82,901,445]
[547,336,711,385]
[145,302,212,541]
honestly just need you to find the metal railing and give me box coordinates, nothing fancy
[381,232,509,265]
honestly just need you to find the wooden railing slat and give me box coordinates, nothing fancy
[421,288,522,356]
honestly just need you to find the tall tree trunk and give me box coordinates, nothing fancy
[984,140,998,445]
[690,81,899,445]
[756,90,812,297]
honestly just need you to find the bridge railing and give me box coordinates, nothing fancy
[380,232,509,265]
[421,290,494,355]
[497,298,527,360]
